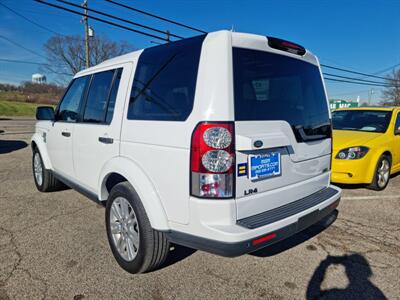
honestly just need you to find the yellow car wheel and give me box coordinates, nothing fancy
[368,155,391,191]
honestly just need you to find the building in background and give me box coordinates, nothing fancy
[329,98,359,110]
[32,73,46,84]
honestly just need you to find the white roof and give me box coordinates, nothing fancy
[75,30,317,78]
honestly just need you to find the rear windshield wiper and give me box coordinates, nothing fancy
[294,122,331,142]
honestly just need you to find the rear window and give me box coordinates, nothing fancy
[332,110,392,133]
[127,35,205,121]
[233,48,331,142]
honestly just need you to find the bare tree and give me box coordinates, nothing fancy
[382,69,400,105]
[42,34,133,83]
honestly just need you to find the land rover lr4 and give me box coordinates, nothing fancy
[32,31,341,274]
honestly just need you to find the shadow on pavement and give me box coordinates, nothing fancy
[160,244,197,270]
[0,140,28,154]
[334,183,367,190]
[306,254,387,300]
[250,210,338,257]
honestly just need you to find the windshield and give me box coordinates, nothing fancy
[332,110,392,133]
[233,48,331,142]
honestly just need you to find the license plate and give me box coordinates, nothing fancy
[248,152,281,180]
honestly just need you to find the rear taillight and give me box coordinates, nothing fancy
[190,122,235,198]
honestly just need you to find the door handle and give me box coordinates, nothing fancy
[61,131,71,137]
[98,137,113,144]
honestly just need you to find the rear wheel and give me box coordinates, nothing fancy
[105,182,170,274]
[32,148,64,192]
[368,155,391,191]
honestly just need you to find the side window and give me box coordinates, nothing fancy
[127,35,205,121]
[395,113,400,133]
[57,76,88,122]
[83,70,115,123]
[105,68,122,124]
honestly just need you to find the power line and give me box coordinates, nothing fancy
[324,77,391,87]
[0,58,47,65]
[35,0,169,42]
[323,72,396,85]
[321,64,393,81]
[329,89,370,97]
[7,0,398,89]
[0,58,72,76]
[0,2,62,36]
[105,0,207,34]
[371,62,400,76]
[0,35,47,59]
[56,0,183,40]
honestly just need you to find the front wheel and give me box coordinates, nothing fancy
[105,182,170,274]
[368,155,391,191]
[32,148,64,192]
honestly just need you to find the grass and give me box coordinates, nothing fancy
[0,100,47,117]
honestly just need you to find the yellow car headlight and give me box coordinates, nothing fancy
[336,146,369,160]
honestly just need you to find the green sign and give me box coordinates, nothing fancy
[329,99,358,110]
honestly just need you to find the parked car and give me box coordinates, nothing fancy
[331,107,400,190]
[31,30,341,274]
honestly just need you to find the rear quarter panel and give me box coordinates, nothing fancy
[119,32,235,225]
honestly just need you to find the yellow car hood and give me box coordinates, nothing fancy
[333,130,381,151]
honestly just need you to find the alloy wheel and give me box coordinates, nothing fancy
[109,197,140,261]
[377,159,390,188]
[33,152,43,187]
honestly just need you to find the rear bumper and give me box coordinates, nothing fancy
[166,185,341,257]
[166,200,340,257]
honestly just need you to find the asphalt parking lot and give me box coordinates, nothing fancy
[0,118,399,300]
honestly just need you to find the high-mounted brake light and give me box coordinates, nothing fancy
[267,36,306,56]
[190,122,235,198]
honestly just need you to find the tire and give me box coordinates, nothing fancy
[32,147,65,192]
[105,182,170,274]
[368,155,391,191]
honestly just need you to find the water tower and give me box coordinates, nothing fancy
[32,73,46,84]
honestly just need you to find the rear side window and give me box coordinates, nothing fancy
[233,48,331,142]
[83,70,115,123]
[127,35,205,121]
[394,112,400,133]
[106,68,122,124]
[57,76,88,122]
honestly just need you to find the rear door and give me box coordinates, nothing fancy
[232,47,332,219]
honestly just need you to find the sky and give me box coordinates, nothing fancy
[0,0,399,104]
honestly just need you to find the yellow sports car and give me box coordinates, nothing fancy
[331,107,400,190]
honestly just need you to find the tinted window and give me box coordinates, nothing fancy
[83,70,114,123]
[106,68,122,124]
[394,113,400,133]
[233,48,331,142]
[127,35,205,121]
[332,110,392,133]
[57,76,88,122]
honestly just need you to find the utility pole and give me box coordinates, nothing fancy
[368,89,374,106]
[83,0,89,68]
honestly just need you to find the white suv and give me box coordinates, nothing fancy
[32,31,341,274]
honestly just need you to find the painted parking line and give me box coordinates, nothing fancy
[342,195,400,200]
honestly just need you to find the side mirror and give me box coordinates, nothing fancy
[36,106,55,121]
